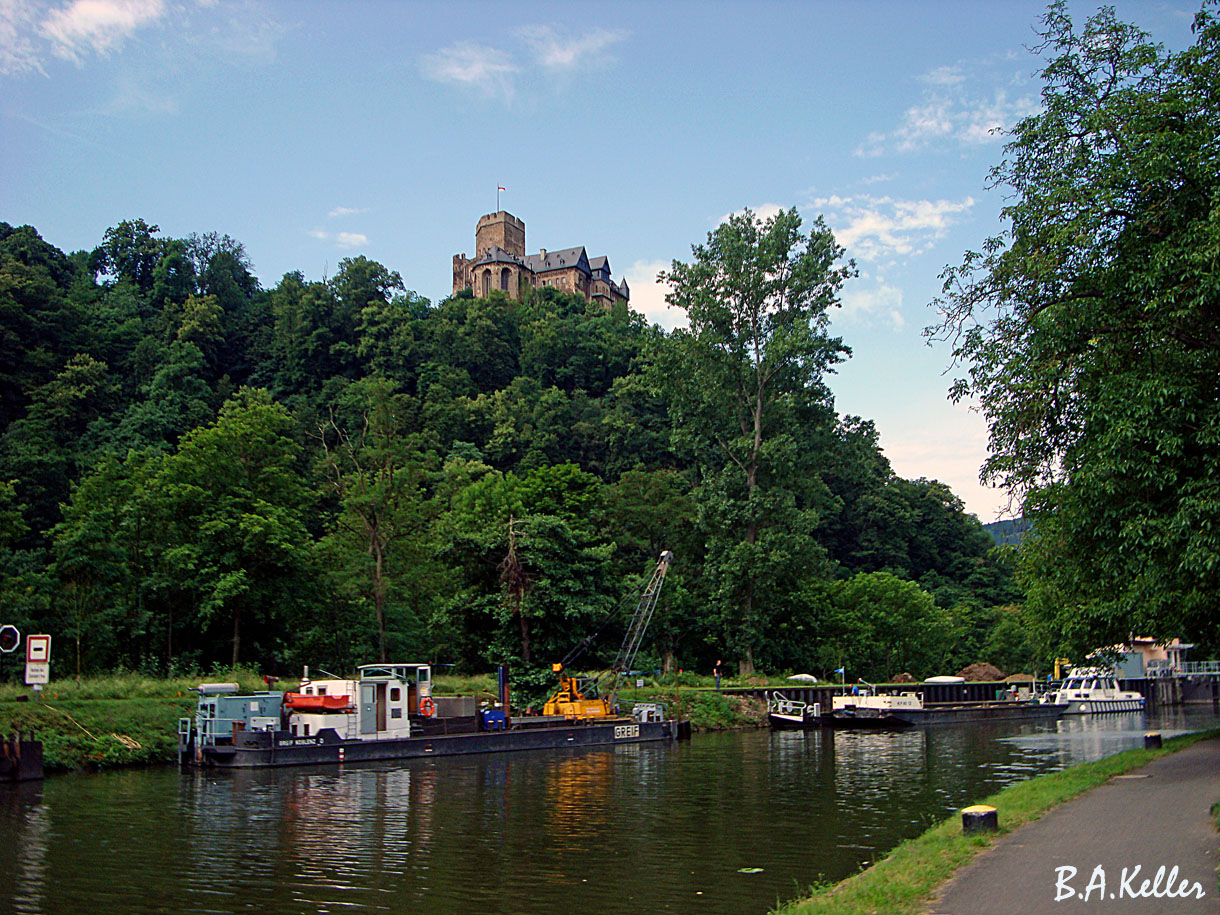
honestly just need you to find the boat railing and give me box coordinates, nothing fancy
[768,692,809,717]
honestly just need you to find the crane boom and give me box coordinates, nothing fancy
[604,550,673,705]
[543,550,675,719]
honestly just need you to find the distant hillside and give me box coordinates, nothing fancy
[984,518,1031,546]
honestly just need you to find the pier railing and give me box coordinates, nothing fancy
[1182,661,1220,676]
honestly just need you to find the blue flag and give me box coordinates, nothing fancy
[833,667,845,674]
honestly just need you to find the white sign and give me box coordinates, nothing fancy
[25,634,50,685]
[26,634,50,663]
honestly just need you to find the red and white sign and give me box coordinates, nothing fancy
[25,634,50,685]
[26,634,50,663]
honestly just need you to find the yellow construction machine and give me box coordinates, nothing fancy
[543,550,674,720]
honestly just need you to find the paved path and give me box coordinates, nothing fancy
[931,737,1220,914]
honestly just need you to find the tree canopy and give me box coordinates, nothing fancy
[929,2,1220,654]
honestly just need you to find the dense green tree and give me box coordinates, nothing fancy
[156,389,313,666]
[654,207,852,674]
[824,572,953,681]
[89,219,164,293]
[928,3,1220,653]
[0,223,81,428]
[317,376,440,661]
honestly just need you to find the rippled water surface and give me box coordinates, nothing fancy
[1,706,1216,914]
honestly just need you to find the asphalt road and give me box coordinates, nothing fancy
[931,736,1220,914]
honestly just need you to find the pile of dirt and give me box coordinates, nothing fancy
[957,662,1005,681]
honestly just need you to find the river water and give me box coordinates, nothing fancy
[1,706,1217,915]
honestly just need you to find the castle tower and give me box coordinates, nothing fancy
[474,211,526,257]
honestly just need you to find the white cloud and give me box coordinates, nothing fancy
[856,57,1039,156]
[919,64,964,86]
[625,259,686,331]
[420,41,518,99]
[812,194,974,262]
[0,0,43,75]
[309,228,368,249]
[2,0,279,78]
[40,0,165,64]
[328,205,368,218]
[515,24,627,71]
[838,282,905,330]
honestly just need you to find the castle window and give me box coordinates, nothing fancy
[501,268,510,290]
[482,271,491,296]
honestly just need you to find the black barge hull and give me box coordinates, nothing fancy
[827,701,1067,729]
[196,718,677,768]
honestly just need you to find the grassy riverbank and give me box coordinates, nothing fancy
[772,729,1220,915]
[0,670,765,771]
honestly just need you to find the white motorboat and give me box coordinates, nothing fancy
[1041,667,1145,714]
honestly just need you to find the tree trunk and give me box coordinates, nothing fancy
[518,609,531,664]
[739,645,755,678]
[372,535,387,662]
[231,609,241,667]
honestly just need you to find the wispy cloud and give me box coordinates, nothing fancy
[420,41,518,99]
[422,25,628,101]
[812,194,974,262]
[328,205,368,218]
[309,228,368,249]
[515,25,627,71]
[3,0,283,79]
[40,0,166,64]
[857,59,1038,156]
[918,64,964,86]
[839,279,905,330]
[0,0,43,75]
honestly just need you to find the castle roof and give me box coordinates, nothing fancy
[523,246,590,275]
[472,245,526,267]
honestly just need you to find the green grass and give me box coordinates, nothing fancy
[771,730,1220,915]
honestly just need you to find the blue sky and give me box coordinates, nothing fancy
[1,0,1201,520]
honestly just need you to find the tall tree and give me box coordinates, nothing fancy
[317,377,438,661]
[928,3,1220,653]
[655,207,852,673]
[158,389,313,666]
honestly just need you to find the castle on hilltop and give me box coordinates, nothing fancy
[452,211,630,307]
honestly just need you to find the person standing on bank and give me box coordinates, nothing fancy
[713,659,724,690]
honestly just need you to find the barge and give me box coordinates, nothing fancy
[767,683,1067,730]
[179,662,679,769]
[828,688,1066,728]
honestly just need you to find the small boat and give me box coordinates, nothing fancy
[767,692,822,729]
[283,692,353,712]
[1040,667,1145,714]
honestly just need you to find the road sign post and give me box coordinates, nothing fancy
[25,634,50,686]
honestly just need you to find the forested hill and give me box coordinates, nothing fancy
[984,519,1030,547]
[0,216,1030,686]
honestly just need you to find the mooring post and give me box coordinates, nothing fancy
[1144,732,1162,749]
[961,804,998,834]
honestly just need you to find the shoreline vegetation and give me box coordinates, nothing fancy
[772,730,1220,915]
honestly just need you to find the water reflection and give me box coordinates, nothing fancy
[0,707,1216,914]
